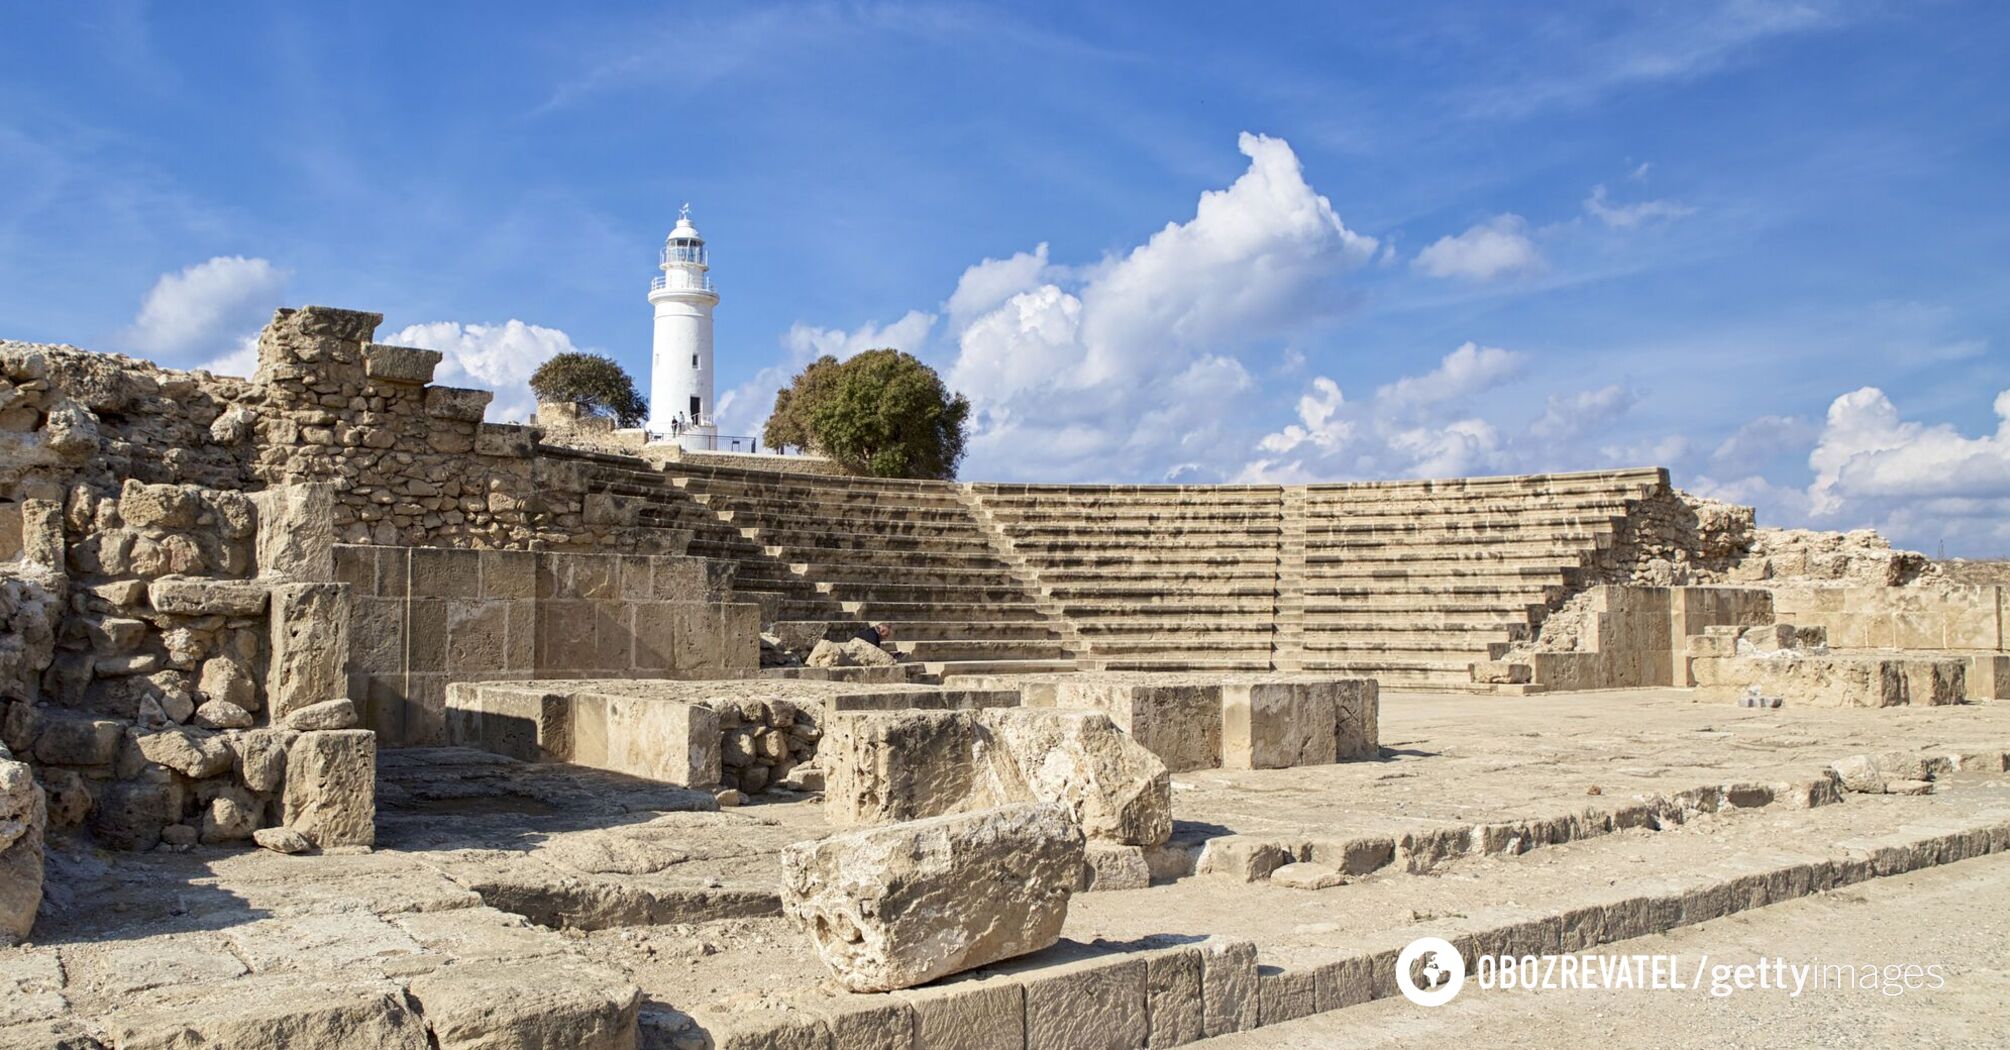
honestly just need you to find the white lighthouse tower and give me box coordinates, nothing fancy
[648,204,721,448]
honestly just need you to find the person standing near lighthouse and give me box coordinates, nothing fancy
[648,204,720,449]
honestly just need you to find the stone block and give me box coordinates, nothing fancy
[1198,938,1258,1037]
[978,709,1170,847]
[823,710,985,827]
[569,693,721,788]
[1141,946,1204,1049]
[269,582,350,721]
[425,385,493,422]
[148,577,270,616]
[405,958,640,1050]
[1220,681,1335,770]
[252,483,335,582]
[894,976,1023,1050]
[361,342,442,384]
[1,757,44,944]
[1007,949,1149,1050]
[446,684,571,764]
[410,547,481,598]
[281,729,375,848]
[1053,681,1220,773]
[781,803,1085,992]
[447,600,511,674]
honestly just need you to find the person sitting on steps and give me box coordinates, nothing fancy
[853,621,896,653]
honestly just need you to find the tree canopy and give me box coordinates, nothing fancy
[762,349,970,479]
[528,352,648,428]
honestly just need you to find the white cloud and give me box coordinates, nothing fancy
[1709,413,1817,475]
[1585,184,1696,229]
[1374,342,1523,410]
[1412,214,1541,281]
[383,320,584,423]
[1529,384,1635,441]
[125,256,290,364]
[756,132,1377,480]
[944,244,1054,331]
[714,310,938,439]
[1246,347,1647,483]
[1810,387,2010,513]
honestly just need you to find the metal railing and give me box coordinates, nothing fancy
[650,271,716,293]
[648,430,769,453]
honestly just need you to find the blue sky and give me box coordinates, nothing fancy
[4,2,2009,552]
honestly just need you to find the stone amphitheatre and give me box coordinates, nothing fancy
[3,305,2009,1048]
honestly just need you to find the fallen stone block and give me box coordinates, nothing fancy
[281,729,376,848]
[782,803,1085,992]
[1269,862,1348,890]
[287,698,360,731]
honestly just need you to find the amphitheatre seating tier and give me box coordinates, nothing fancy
[578,457,1670,687]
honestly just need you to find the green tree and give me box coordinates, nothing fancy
[529,352,648,428]
[764,350,970,479]
[761,354,842,452]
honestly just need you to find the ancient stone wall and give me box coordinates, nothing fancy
[340,544,758,746]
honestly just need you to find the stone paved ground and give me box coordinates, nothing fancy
[7,687,2009,1047]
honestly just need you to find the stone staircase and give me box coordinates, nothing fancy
[655,462,1079,678]
[1291,467,1669,690]
[564,449,1671,691]
[548,447,844,623]
[963,483,1287,672]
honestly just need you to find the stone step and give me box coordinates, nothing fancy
[878,619,1067,641]
[1044,580,1279,599]
[845,599,1053,622]
[664,461,960,494]
[752,527,1000,555]
[1299,497,1637,523]
[1059,596,1277,617]
[1011,536,1280,553]
[790,547,1014,572]
[709,504,989,535]
[985,508,1290,526]
[1310,510,1624,535]
[686,484,975,512]
[821,580,1045,605]
[1300,579,1563,599]
[1305,563,1576,582]
[1300,596,1548,616]
[1003,523,1284,541]
[1081,635,1278,655]
[802,563,1027,588]
[1090,653,1278,672]
[922,657,1081,677]
[894,638,1075,661]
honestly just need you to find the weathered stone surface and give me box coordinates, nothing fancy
[134,726,235,778]
[254,482,336,582]
[979,709,1171,848]
[0,756,44,944]
[148,576,270,616]
[1082,842,1152,892]
[287,698,360,731]
[281,729,376,848]
[234,727,294,793]
[89,778,177,851]
[269,582,350,721]
[104,975,429,1049]
[426,385,494,422]
[201,784,260,844]
[361,342,443,384]
[254,826,311,854]
[1053,681,1221,774]
[1198,938,1259,1037]
[782,803,1085,992]
[406,958,641,1050]
[1269,862,1347,890]
[823,708,1171,847]
[194,699,255,730]
[31,715,123,766]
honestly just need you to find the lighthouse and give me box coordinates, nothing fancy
[648,204,721,448]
